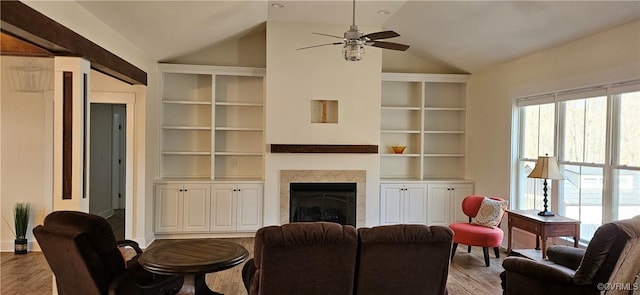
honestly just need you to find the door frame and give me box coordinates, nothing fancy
[89,92,134,239]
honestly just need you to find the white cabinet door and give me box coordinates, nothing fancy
[182,184,211,232]
[380,184,427,225]
[450,183,474,223]
[404,185,428,224]
[427,182,474,224]
[427,190,450,226]
[236,184,263,231]
[380,184,403,225]
[427,184,451,225]
[211,184,236,231]
[155,184,183,233]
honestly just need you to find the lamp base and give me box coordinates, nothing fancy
[538,210,555,217]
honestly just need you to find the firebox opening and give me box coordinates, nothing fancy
[289,182,356,226]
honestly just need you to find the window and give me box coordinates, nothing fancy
[613,91,640,221]
[559,95,607,240]
[519,103,555,210]
[515,82,640,243]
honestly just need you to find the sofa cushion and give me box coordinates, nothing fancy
[355,224,453,295]
[449,222,504,247]
[547,245,586,271]
[252,222,358,295]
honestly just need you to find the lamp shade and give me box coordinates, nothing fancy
[528,156,564,180]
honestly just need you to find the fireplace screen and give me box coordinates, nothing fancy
[289,183,356,226]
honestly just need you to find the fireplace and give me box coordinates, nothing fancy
[280,170,366,226]
[290,183,356,226]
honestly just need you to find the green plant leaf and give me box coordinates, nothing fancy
[14,203,30,239]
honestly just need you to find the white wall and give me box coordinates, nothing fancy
[168,23,267,68]
[467,20,640,247]
[1,56,54,251]
[264,21,383,225]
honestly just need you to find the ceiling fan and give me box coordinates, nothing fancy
[297,0,410,61]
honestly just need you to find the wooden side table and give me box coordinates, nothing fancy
[139,239,249,295]
[507,210,581,259]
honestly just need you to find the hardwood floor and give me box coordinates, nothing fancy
[0,238,505,294]
[106,209,125,241]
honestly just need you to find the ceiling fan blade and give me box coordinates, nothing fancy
[313,32,343,39]
[363,30,400,41]
[368,41,410,51]
[297,42,344,50]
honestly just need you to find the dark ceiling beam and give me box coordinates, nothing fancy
[1,0,147,85]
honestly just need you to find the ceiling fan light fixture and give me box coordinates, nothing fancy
[343,40,364,61]
[297,0,408,60]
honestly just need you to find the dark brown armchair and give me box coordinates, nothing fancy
[242,222,358,295]
[355,224,454,295]
[501,215,640,295]
[33,211,181,295]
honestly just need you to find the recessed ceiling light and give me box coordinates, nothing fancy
[271,3,285,8]
[377,10,391,15]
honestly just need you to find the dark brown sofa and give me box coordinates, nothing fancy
[501,215,640,295]
[242,222,454,295]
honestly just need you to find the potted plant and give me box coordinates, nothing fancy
[14,202,30,254]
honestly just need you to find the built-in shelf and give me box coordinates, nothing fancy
[163,126,212,130]
[214,152,262,156]
[215,102,263,107]
[162,151,212,156]
[380,153,421,157]
[159,64,265,180]
[380,73,470,180]
[381,106,422,111]
[215,127,263,131]
[163,100,212,105]
[423,130,465,134]
[381,130,421,134]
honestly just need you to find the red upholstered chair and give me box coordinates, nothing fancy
[449,195,507,267]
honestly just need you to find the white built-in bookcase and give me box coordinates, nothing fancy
[159,64,265,180]
[380,73,471,180]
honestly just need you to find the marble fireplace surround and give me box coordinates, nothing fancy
[280,170,366,227]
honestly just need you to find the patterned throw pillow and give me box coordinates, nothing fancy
[473,197,508,228]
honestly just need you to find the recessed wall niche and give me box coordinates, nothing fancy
[310,99,338,123]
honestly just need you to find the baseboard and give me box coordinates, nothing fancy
[0,239,40,252]
[140,232,156,249]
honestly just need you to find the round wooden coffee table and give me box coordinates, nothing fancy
[139,239,249,295]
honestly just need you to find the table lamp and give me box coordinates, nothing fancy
[528,155,564,216]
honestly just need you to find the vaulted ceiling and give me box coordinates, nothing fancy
[77,1,640,73]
